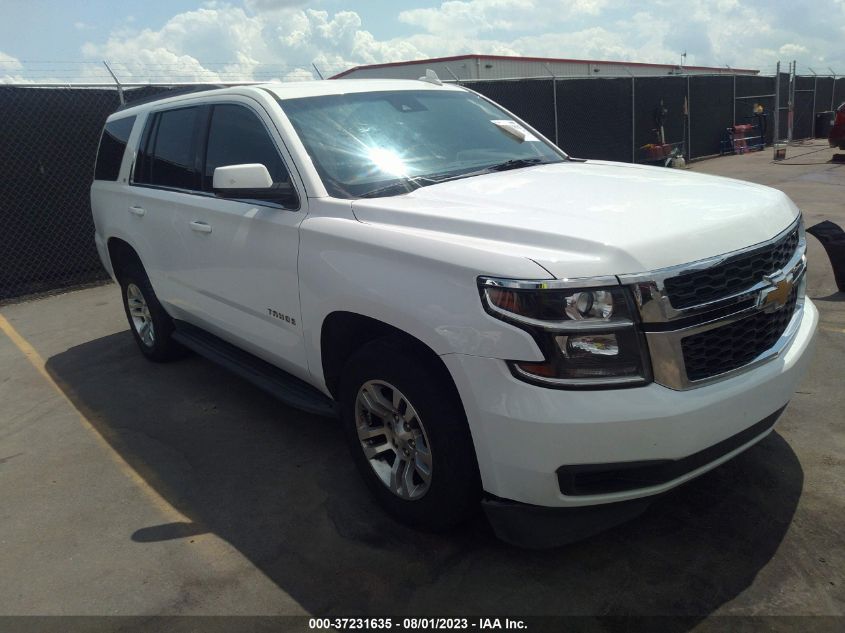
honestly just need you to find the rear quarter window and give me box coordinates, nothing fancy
[94,116,136,181]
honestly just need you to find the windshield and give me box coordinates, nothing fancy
[278,89,565,198]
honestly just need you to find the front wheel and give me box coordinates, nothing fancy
[339,336,481,530]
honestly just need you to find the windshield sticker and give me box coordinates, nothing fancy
[491,119,539,142]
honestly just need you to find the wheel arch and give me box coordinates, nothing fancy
[106,236,145,282]
[319,311,462,407]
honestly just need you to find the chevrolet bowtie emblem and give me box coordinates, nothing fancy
[759,275,793,312]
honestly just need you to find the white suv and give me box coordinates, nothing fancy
[91,78,817,547]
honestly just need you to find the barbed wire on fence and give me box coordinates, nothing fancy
[0,59,355,85]
[2,58,841,87]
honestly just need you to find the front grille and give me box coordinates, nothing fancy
[665,227,799,309]
[681,289,798,381]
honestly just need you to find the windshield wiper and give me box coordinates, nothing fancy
[422,157,554,186]
[359,176,430,199]
[358,158,555,198]
[488,157,548,171]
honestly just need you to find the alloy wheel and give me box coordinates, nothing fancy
[126,283,155,347]
[355,380,433,500]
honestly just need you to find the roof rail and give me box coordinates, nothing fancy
[115,84,230,111]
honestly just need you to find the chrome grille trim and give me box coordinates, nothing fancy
[647,281,805,390]
[642,252,806,390]
[618,217,804,324]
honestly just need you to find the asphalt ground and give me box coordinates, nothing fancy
[0,140,843,631]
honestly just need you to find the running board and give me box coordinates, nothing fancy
[172,320,338,418]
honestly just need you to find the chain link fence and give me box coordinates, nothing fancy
[0,85,226,301]
[464,72,845,164]
[0,86,119,301]
[1,73,844,301]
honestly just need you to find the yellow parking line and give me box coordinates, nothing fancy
[0,312,189,523]
[820,325,845,334]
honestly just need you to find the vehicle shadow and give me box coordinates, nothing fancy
[812,291,845,302]
[46,331,804,624]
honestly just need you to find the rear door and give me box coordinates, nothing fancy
[129,104,206,312]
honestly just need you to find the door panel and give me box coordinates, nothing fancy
[176,193,307,377]
[127,106,204,311]
[126,185,208,317]
[175,100,308,378]
[127,99,309,379]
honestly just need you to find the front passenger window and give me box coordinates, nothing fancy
[204,104,291,193]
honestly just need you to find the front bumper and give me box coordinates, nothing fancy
[441,298,818,511]
[482,406,785,548]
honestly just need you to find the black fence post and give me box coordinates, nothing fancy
[631,74,636,163]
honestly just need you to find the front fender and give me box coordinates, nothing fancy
[298,216,549,388]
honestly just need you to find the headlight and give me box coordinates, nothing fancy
[479,277,651,388]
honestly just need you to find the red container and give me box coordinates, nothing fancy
[733,124,752,153]
[644,144,672,160]
[830,103,845,150]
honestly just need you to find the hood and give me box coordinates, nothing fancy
[351,161,799,278]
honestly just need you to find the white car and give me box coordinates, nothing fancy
[91,78,817,547]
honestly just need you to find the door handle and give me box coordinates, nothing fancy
[128,205,146,217]
[189,221,212,234]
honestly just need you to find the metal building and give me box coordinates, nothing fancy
[331,54,759,80]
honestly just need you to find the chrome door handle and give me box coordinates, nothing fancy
[128,205,146,217]
[189,221,212,234]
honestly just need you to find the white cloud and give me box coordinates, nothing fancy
[244,0,310,11]
[80,5,429,82]
[398,0,608,36]
[58,0,845,84]
[0,51,27,84]
[779,43,808,57]
[0,51,22,69]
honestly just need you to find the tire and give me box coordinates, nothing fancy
[339,335,481,530]
[118,262,185,362]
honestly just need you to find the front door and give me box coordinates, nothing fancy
[132,98,308,379]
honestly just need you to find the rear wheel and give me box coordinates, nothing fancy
[339,336,480,530]
[118,264,184,362]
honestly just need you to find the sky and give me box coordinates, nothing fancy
[1,0,844,83]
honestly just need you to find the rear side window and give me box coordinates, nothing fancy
[203,104,290,190]
[94,116,135,181]
[134,107,201,190]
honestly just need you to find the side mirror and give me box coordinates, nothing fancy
[212,164,297,206]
